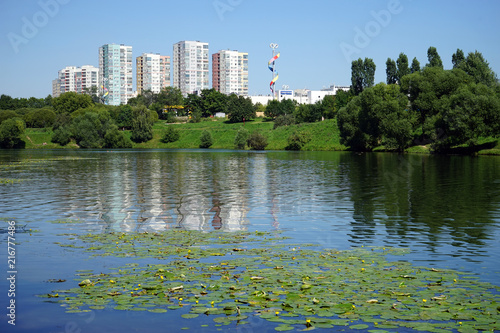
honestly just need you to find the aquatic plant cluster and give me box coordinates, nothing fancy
[44,230,500,332]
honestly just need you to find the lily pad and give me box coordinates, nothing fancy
[46,230,500,333]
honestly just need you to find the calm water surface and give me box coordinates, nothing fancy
[0,149,499,332]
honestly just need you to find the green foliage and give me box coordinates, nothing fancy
[411,57,421,73]
[254,102,266,116]
[338,96,366,150]
[200,89,227,117]
[234,126,249,149]
[52,92,93,114]
[285,131,311,151]
[52,112,72,131]
[247,131,268,150]
[131,106,154,143]
[426,46,443,69]
[23,108,56,128]
[396,52,410,81]
[321,95,337,119]
[128,90,153,108]
[116,105,133,129]
[351,58,376,95]
[185,93,203,122]
[439,83,500,148]
[82,86,101,104]
[103,124,133,149]
[273,114,295,129]
[199,130,213,148]
[280,99,296,116]
[130,87,185,120]
[51,126,72,146]
[264,99,295,119]
[380,106,417,151]
[227,94,256,123]
[401,66,470,141]
[294,103,323,123]
[399,49,500,150]
[452,48,465,69]
[0,118,25,148]
[0,110,19,124]
[71,112,110,148]
[51,107,132,148]
[0,95,17,110]
[338,83,412,151]
[460,51,498,87]
[50,229,500,333]
[161,126,180,143]
[149,109,159,123]
[334,89,353,110]
[157,87,184,108]
[386,58,398,84]
[0,94,52,110]
[264,99,280,118]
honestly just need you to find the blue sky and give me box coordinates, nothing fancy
[1,0,499,98]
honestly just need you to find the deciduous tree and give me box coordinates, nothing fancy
[227,94,256,123]
[0,118,25,148]
[426,46,443,69]
[452,49,465,69]
[386,58,398,84]
[131,105,154,143]
[396,53,410,81]
[52,92,93,114]
[351,58,376,95]
[411,57,421,73]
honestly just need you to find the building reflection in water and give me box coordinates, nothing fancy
[57,152,252,232]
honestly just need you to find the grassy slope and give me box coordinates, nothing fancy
[131,118,345,151]
[22,118,499,154]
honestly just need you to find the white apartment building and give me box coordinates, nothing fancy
[212,50,249,96]
[52,65,99,97]
[172,41,209,95]
[99,44,133,106]
[136,53,171,95]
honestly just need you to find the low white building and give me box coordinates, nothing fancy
[250,85,350,106]
[308,85,351,104]
[249,95,273,106]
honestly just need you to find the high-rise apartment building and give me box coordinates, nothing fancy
[212,50,248,96]
[136,53,171,95]
[52,65,99,98]
[99,44,133,106]
[172,41,209,95]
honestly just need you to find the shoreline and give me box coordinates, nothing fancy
[17,118,500,156]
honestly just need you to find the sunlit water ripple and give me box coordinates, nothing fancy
[0,149,499,332]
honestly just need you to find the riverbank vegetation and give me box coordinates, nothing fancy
[1,47,498,154]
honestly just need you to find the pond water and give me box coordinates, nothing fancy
[0,149,499,332]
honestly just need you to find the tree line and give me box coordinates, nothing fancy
[338,47,500,152]
[1,46,498,151]
[0,85,349,149]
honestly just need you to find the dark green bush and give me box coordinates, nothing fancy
[161,126,180,143]
[234,127,249,149]
[51,127,72,146]
[131,106,154,143]
[285,131,311,151]
[273,114,295,129]
[199,130,213,148]
[104,124,132,148]
[247,131,268,150]
[0,118,25,148]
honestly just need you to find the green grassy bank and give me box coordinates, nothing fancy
[24,118,346,151]
[22,118,500,155]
